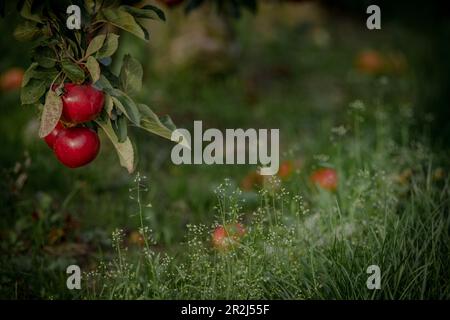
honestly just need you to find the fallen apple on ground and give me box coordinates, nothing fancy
[240,171,264,191]
[278,160,294,180]
[310,168,338,191]
[278,159,302,180]
[212,223,246,250]
[355,50,385,75]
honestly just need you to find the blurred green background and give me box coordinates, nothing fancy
[0,0,449,299]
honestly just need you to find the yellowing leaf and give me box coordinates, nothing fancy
[104,94,114,118]
[102,8,146,41]
[97,33,120,59]
[86,56,101,83]
[85,34,106,57]
[137,104,190,149]
[38,91,63,138]
[96,119,135,173]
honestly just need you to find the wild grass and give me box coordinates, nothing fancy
[81,102,450,299]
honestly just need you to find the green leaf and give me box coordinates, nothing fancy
[74,31,83,55]
[158,114,177,132]
[119,54,143,96]
[97,33,119,59]
[22,63,39,88]
[136,103,171,140]
[31,67,59,82]
[85,34,106,58]
[100,67,120,88]
[96,118,135,173]
[13,21,41,41]
[62,61,85,84]
[137,103,190,148]
[141,5,166,21]
[38,91,63,138]
[84,0,96,15]
[19,0,43,23]
[94,74,114,92]
[33,46,56,68]
[86,56,101,83]
[120,5,166,21]
[113,115,128,143]
[21,78,46,105]
[104,93,114,118]
[136,20,150,41]
[110,90,141,125]
[67,38,81,59]
[102,8,146,41]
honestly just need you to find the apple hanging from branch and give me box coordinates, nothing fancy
[12,0,184,173]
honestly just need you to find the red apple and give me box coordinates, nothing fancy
[355,50,385,75]
[278,159,302,180]
[240,171,264,191]
[128,230,145,247]
[310,168,338,191]
[278,160,295,180]
[0,68,24,92]
[60,83,104,124]
[44,122,66,149]
[53,127,100,168]
[212,223,246,250]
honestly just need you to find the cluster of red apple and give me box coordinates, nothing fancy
[44,84,105,168]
